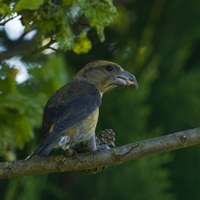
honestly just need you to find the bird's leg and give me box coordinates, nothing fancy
[73,129,116,153]
[83,135,100,162]
[82,129,116,174]
[85,135,97,152]
[69,129,116,174]
[91,129,116,153]
[83,129,116,154]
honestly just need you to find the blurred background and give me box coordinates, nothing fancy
[1,0,200,199]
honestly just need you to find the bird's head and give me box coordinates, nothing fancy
[75,60,138,93]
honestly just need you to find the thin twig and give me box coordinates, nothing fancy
[27,37,56,55]
[0,15,20,26]
[0,37,56,61]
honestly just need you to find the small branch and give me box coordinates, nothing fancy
[0,15,20,26]
[27,38,56,55]
[0,127,200,179]
[0,37,56,61]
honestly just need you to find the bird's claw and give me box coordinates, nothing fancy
[64,148,82,162]
[64,148,74,157]
[84,129,116,174]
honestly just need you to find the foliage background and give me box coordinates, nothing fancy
[1,0,200,199]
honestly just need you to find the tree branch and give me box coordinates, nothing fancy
[0,37,56,61]
[1,127,200,179]
[0,15,20,26]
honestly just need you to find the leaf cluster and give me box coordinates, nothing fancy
[0,0,116,54]
[0,62,44,160]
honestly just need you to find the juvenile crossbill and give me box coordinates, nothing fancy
[27,60,138,158]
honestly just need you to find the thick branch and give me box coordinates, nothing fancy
[1,127,200,179]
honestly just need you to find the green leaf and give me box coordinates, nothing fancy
[81,0,117,42]
[0,3,12,16]
[72,33,92,54]
[56,23,74,50]
[14,0,45,12]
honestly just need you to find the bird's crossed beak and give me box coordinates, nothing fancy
[113,70,138,89]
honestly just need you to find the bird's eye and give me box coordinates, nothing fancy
[106,65,114,71]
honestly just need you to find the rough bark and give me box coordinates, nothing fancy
[0,127,200,179]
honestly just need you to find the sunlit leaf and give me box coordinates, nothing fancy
[14,0,45,12]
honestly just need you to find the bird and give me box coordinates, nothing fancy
[26,60,138,159]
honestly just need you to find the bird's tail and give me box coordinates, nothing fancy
[25,143,53,160]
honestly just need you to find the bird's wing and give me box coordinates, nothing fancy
[42,80,102,144]
[26,80,102,158]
